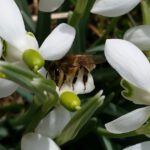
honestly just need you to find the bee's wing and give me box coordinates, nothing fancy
[92,55,106,64]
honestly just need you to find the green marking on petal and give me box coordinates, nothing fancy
[121,79,133,98]
[26,32,35,38]
[60,91,81,112]
[23,49,45,72]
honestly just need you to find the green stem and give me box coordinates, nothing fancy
[68,0,96,53]
[10,98,41,126]
[0,62,37,79]
[69,0,89,27]
[68,0,95,27]
[141,0,150,24]
[25,96,57,132]
[95,127,141,138]
[0,62,58,130]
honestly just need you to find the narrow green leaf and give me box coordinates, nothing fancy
[56,94,104,145]
[21,11,36,33]
[141,0,150,25]
[69,0,96,53]
[86,45,104,53]
[15,0,35,32]
[36,11,51,45]
[102,136,114,150]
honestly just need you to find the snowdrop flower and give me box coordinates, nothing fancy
[21,132,60,150]
[0,0,75,70]
[35,69,97,141]
[39,0,141,17]
[0,0,76,98]
[0,0,95,100]
[104,39,150,134]
[0,0,94,98]
[124,25,150,50]
[0,0,95,140]
[91,0,141,17]
[123,141,150,150]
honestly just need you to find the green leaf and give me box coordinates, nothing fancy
[56,93,104,145]
[15,0,35,32]
[86,45,104,53]
[68,0,96,53]
[21,11,36,33]
[102,103,127,117]
[36,11,51,45]
[141,0,150,25]
[102,136,114,150]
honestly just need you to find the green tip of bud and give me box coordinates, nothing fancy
[60,91,81,112]
[75,106,81,110]
[26,32,35,37]
[23,49,45,72]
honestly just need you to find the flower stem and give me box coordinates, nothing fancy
[95,127,141,138]
[141,0,150,24]
[69,0,89,27]
[69,0,96,27]
[68,0,95,53]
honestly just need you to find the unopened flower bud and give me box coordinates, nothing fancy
[60,91,81,111]
[23,49,45,72]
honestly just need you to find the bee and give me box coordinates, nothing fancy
[45,54,105,89]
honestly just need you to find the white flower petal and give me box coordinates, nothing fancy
[59,71,95,95]
[35,105,71,139]
[39,23,75,60]
[39,0,64,12]
[124,25,150,50]
[0,0,28,50]
[105,39,150,91]
[4,33,39,62]
[74,72,95,94]
[91,0,140,17]
[21,133,60,150]
[0,78,18,98]
[38,67,49,78]
[123,141,150,150]
[58,84,73,95]
[26,33,39,50]
[105,106,150,133]
[4,42,22,62]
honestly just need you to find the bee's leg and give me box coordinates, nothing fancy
[58,69,65,90]
[83,68,89,91]
[72,68,80,90]
[54,68,60,86]
[59,73,67,90]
